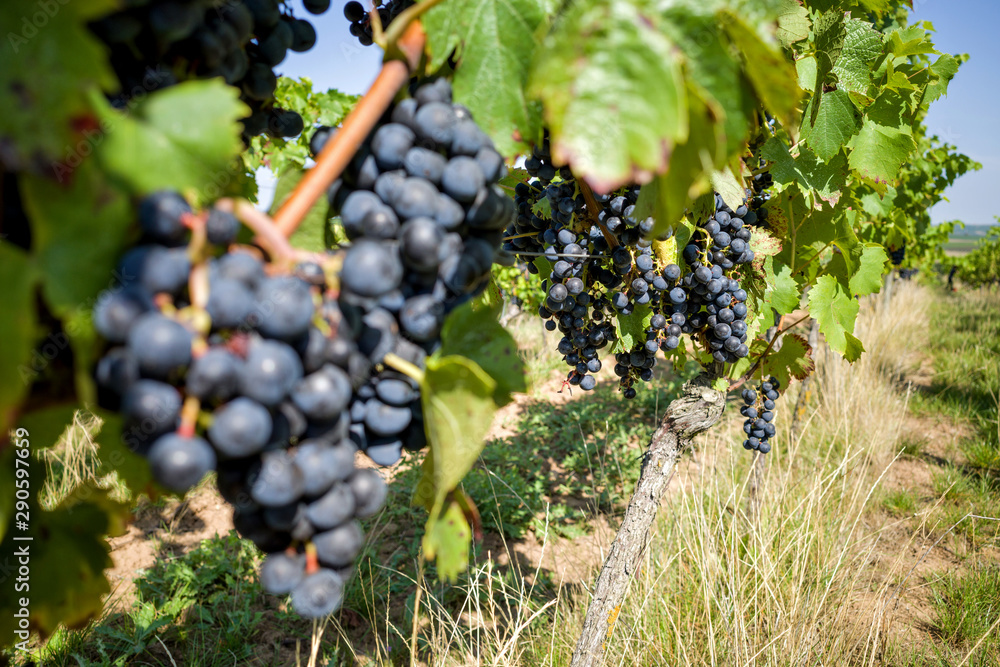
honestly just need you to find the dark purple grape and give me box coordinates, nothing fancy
[148,433,216,492]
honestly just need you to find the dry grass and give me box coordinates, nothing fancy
[29,282,998,667]
[37,411,129,510]
[370,281,990,666]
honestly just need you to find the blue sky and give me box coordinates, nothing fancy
[272,1,998,227]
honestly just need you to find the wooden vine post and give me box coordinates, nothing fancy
[570,372,726,667]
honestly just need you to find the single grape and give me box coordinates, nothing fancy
[290,570,344,618]
[147,434,216,492]
[93,287,153,343]
[255,276,315,341]
[138,191,190,245]
[304,482,356,530]
[207,277,255,330]
[250,451,305,507]
[126,313,193,379]
[207,397,273,458]
[290,365,352,421]
[312,521,364,568]
[239,339,304,407]
[260,552,306,595]
[294,440,356,496]
[205,208,239,246]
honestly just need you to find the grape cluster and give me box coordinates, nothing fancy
[740,378,780,453]
[889,245,905,266]
[92,192,387,618]
[505,140,757,397]
[316,76,511,323]
[343,0,414,46]
[89,0,328,140]
[91,78,506,619]
[675,195,757,364]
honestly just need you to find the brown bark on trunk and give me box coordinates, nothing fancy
[570,372,726,667]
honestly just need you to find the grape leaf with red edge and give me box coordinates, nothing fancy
[529,0,687,192]
[760,333,814,390]
[749,228,782,274]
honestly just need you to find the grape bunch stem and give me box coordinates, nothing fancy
[272,20,427,238]
[728,312,809,391]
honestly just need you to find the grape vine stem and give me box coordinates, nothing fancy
[383,353,426,384]
[272,21,426,239]
[231,200,299,264]
[578,180,619,248]
[728,312,810,391]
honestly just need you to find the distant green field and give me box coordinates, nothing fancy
[945,239,980,256]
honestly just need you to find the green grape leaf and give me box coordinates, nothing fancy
[651,237,678,270]
[244,78,358,177]
[887,25,937,58]
[422,497,472,583]
[832,19,884,95]
[812,9,846,90]
[720,10,802,130]
[424,0,547,156]
[497,168,530,193]
[93,81,249,203]
[797,56,818,92]
[21,160,132,317]
[439,301,527,405]
[847,243,888,296]
[766,262,801,316]
[801,90,861,162]
[924,54,959,105]
[0,0,118,167]
[413,356,498,514]
[268,168,328,252]
[529,0,687,192]
[655,7,748,158]
[776,0,811,48]
[636,88,720,238]
[0,244,38,437]
[0,491,127,641]
[762,137,847,204]
[532,196,552,219]
[846,119,915,183]
[614,301,653,353]
[808,274,864,361]
[711,167,745,210]
[759,333,815,390]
